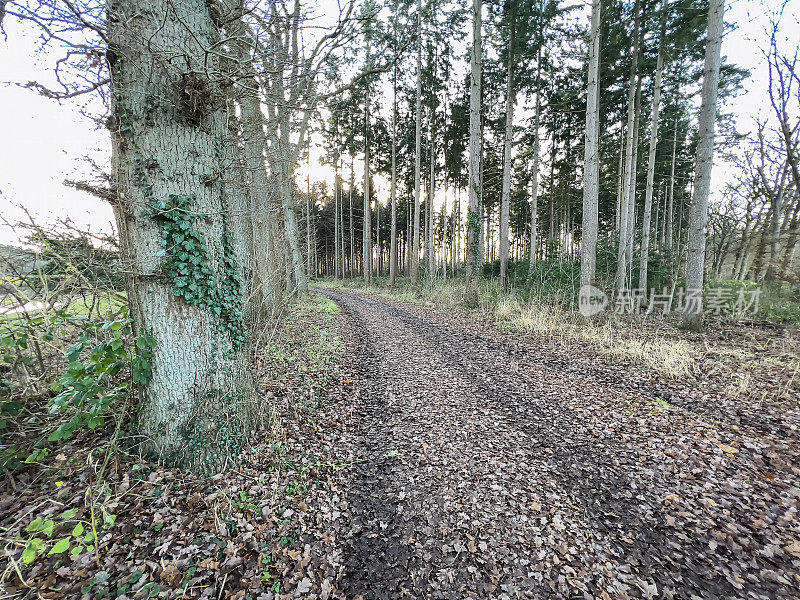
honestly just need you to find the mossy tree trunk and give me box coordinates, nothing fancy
[108,0,259,472]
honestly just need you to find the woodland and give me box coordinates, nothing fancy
[0,0,799,598]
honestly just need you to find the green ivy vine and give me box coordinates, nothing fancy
[151,194,246,350]
[113,55,246,352]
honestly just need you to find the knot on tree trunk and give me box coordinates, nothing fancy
[179,72,220,126]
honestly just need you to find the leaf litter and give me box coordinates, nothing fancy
[3,289,798,599]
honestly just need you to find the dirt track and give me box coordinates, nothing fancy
[309,288,800,600]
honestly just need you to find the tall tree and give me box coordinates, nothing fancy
[464,0,482,304]
[580,0,602,289]
[683,0,724,328]
[411,0,424,285]
[639,0,668,293]
[498,2,517,287]
[616,0,641,291]
[389,0,400,286]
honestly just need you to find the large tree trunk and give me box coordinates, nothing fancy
[411,0,424,286]
[499,12,517,288]
[639,0,667,292]
[580,0,602,289]
[683,0,724,328]
[464,0,482,304]
[109,0,258,472]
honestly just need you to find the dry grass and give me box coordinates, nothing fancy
[494,297,696,379]
[314,277,699,379]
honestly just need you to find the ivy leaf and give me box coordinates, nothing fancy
[48,538,71,555]
[25,517,43,533]
[23,539,44,564]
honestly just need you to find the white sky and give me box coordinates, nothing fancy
[0,0,797,246]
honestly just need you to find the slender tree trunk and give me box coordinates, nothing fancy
[428,119,436,278]
[465,0,482,303]
[683,0,724,328]
[626,77,642,281]
[340,163,346,277]
[499,12,517,287]
[653,185,661,251]
[666,114,679,254]
[228,3,283,316]
[306,168,312,278]
[406,200,413,276]
[530,178,538,266]
[411,0,424,285]
[616,132,624,232]
[527,59,542,277]
[363,69,372,284]
[580,0,602,289]
[639,0,667,292]
[349,157,355,278]
[616,0,641,290]
[334,165,341,279]
[659,180,667,247]
[733,210,752,280]
[376,200,381,277]
[390,53,399,286]
[109,0,256,471]
[765,185,785,281]
[455,187,461,268]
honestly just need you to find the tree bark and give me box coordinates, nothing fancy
[363,89,373,284]
[639,0,667,292]
[428,114,436,278]
[499,11,517,288]
[666,112,678,252]
[411,0,424,286]
[527,56,542,277]
[580,0,602,289]
[683,0,724,328]
[226,1,284,317]
[389,45,399,286]
[464,0,482,304]
[616,0,640,291]
[626,76,643,278]
[349,156,355,277]
[334,164,341,279]
[109,0,257,471]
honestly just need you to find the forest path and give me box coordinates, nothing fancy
[311,287,798,600]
